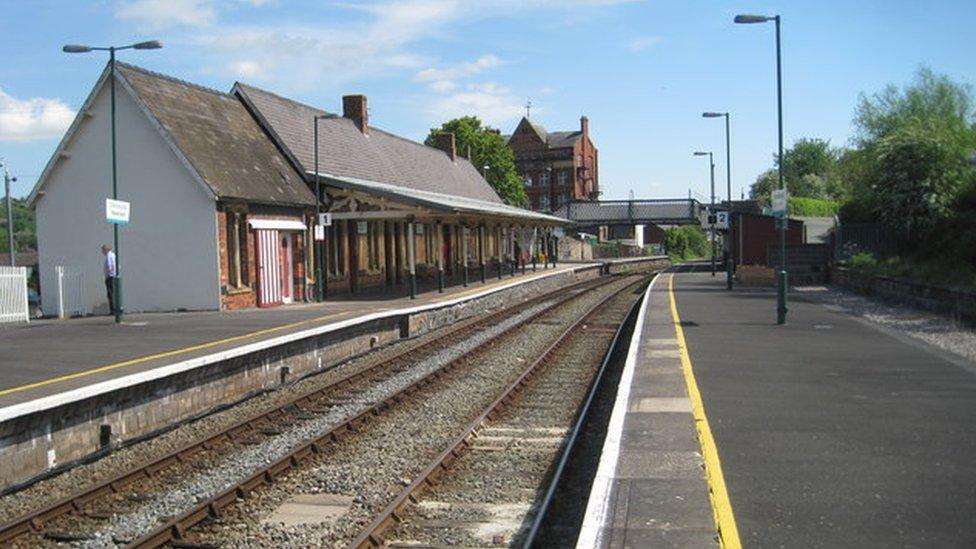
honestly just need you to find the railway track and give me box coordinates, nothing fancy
[350,275,650,548]
[143,273,649,548]
[0,273,624,547]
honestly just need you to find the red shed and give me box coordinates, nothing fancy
[730,212,804,267]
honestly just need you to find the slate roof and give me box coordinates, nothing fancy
[506,117,582,149]
[117,63,316,207]
[234,84,503,204]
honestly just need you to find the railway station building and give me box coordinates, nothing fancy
[29,63,566,315]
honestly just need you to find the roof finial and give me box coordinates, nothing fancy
[525,98,532,119]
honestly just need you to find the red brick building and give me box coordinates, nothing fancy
[506,116,598,213]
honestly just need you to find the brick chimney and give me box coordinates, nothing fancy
[580,115,589,139]
[433,132,456,161]
[342,94,369,135]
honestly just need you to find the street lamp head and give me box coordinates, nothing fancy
[693,151,710,156]
[63,44,92,53]
[734,14,774,24]
[702,112,726,118]
[132,40,163,50]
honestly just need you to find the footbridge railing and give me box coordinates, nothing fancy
[552,199,702,226]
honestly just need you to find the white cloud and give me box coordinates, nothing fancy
[428,80,457,93]
[126,0,641,93]
[0,88,75,142]
[116,0,216,30]
[628,35,663,52]
[416,54,501,83]
[227,60,265,78]
[428,81,524,126]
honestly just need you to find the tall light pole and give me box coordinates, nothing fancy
[735,13,787,324]
[1,161,16,266]
[64,40,162,323]
[694,151,716,275]
[704,111,734,290]
[313,114,329,301]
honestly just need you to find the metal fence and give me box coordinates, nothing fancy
[834,222,902,262]
[56,265,88,318]
[0,266,29,324]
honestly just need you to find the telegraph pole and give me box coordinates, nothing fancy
[2,161,16,266]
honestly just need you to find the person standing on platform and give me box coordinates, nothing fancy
[101,244,117,315]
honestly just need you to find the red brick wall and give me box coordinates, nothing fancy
[217,209,257,310]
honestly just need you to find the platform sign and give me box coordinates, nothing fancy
[357,221,368,235]
[317,212,332,227]
[105,198,130,225]
[715,211,729,230]
[314,225,325,241]
[771,189,788,217]
[553,227,565,237]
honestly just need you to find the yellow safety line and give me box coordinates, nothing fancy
[668,273,742,549]
[0,311,349,398]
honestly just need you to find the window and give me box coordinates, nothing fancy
[225,211,248,288]
[540,195,550,211]
[524,175,533,187]
[557,170,568,188]
[226,213,239,287]
[331,222,345,276]
[237,214,249,286]
[540,170,550,187]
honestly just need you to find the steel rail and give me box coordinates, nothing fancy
[348,274,652,549]
[0,275,608,545]
[521,274,651,548]
[124,275,618,548]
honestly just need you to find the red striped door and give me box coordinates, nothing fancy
[256,229,282,307]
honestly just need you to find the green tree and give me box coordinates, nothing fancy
[749,169,778,204]
[749,138,842,203]
[0,198,36,253]
[781,138,839,198]
[851,67,976,238]
[425,116,527,206]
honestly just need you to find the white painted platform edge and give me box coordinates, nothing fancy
[575,272,659,549]
[0,261,646,423]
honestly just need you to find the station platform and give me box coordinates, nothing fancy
[581,264,976,547]
[0,263,594,409]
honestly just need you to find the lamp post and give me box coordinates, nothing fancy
[63,40,162,323]
[703,111,734,290]
[693,151,716,276]
[735,13,788,324]
[313,114,329,301]
[1,161,16,266]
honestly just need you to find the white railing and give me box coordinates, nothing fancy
[56,265,88,319]
[0,266,29,324]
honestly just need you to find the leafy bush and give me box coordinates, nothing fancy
[788,197,840,216]
[664,225,709,261]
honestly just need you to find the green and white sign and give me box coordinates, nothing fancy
[105,198,130,225]
[771,189,788,217]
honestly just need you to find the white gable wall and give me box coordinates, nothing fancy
[35,81,219,315]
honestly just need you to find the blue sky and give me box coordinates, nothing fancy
[1,0,973,201]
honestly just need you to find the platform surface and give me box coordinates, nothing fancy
[671,264,976,547]
[0,263,588,409]
[579,269,715,548]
